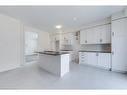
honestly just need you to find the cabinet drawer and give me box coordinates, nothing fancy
[81,56,86,58]
[79,52,87,56]
[80,60,87,64]
[80,56,87,60]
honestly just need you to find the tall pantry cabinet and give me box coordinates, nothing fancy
[111,10,127,72]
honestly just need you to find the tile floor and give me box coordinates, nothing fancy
[0,63,127,89]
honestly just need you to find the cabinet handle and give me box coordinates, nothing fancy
[100,39,102,42]
[85,40,87,43]
[96,53,98,56]
[112,32,114,36]
[112,51,114,55]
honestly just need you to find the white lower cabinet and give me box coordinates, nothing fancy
[87,53,98,66]
[79,52,88,64]
[98,53,111,69]
[79,52,111,70]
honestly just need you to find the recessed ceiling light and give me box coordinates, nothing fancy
[73,17,77,21]
[55,25,62,29]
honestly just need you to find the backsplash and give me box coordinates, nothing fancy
[61,45,73,50]
[61,42,111,52]
[80,44,111,51]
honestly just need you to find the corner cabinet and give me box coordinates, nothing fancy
[80,24,111,44]
[79,52,111,70]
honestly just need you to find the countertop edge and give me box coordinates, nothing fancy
[37,52,70,56]
[78,51,111,53]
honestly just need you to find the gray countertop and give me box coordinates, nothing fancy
[36,51,70,56]
[78,50,111,53]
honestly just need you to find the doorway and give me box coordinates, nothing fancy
[25,31,38,64]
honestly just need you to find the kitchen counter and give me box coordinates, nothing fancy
[36,51,70,56]
[78,50,111,53]
[38,51,70,77]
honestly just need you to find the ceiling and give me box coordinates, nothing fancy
[0,6,126,32]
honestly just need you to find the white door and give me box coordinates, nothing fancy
[112,37,127,71]
[112,18,127,71]
[87,53,98,66]
[98,53,111,69]
[25,32,38,63]
[25,32,38,55]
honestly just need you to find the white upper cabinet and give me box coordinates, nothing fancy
[80,24,111,44]
[92,27,101,44]
[99,24,111,43]
[80,29,87,44]
[55,34,60,41]
[62,33,74,45]
[86,28,94,44]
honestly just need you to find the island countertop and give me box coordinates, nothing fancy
[36,51,70,56]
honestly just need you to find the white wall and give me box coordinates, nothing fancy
[0,14,22,72]
[24,26,50,52]
[0,13,50,72]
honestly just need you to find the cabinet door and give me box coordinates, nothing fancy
[62,34,70,45]
[87,27,100,44]
[80,30,87,44]
[55,34,60,40]
[87,53,98,66]
[100,24,111,43]
[112,18,127,71]
[87,28,94,44]
[61,34,65,44]
[67,33,73,45]
[93,27,101,44]
[98,53,111,69]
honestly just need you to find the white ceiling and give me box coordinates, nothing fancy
[0,6,126,32]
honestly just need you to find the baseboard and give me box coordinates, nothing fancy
[111,69,127,74]
[0,64,21,73]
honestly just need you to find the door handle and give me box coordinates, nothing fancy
[100,39,102,42]
[112,32,114,36]
[112,51,114,55]
[96,53,98,56]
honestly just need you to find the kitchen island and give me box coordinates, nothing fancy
[38,51,70,77]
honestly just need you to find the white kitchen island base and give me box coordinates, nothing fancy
[38,53,70,77]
